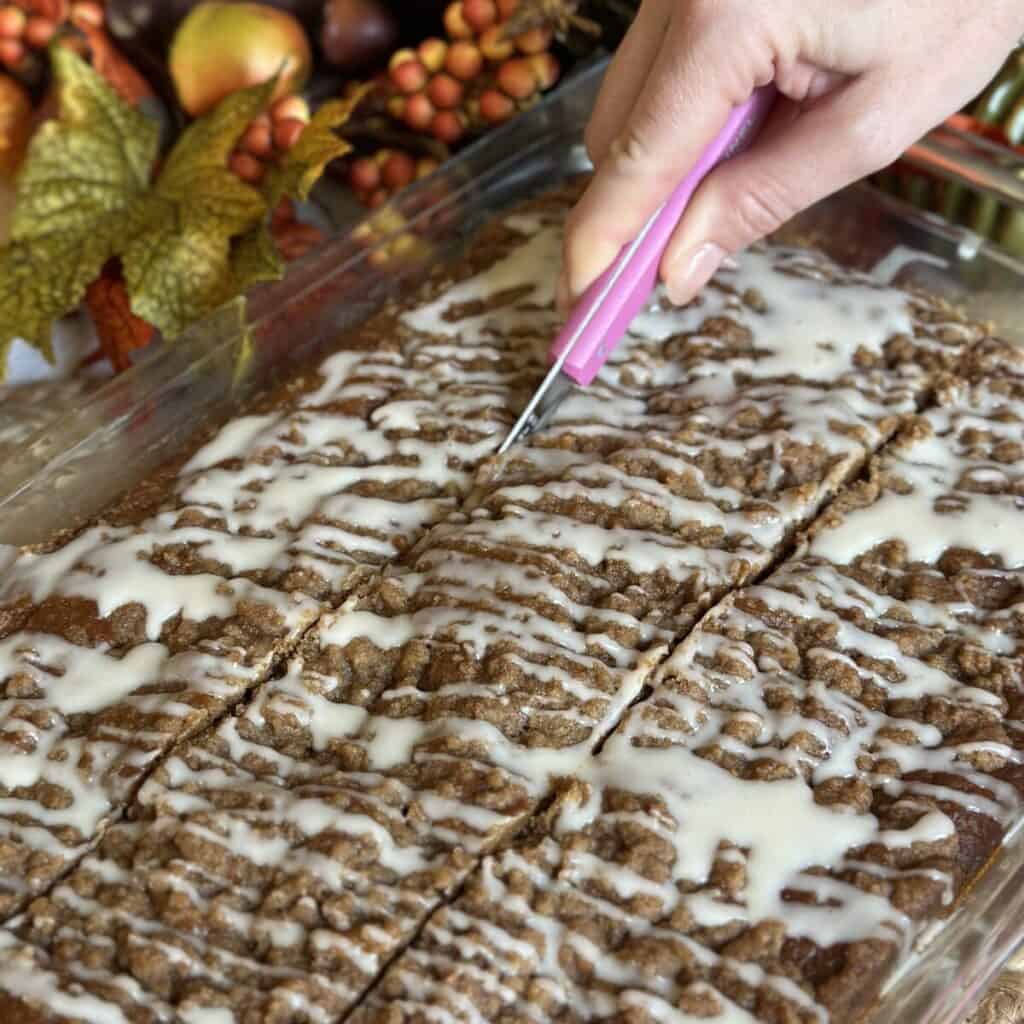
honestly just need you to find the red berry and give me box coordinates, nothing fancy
[70,2,104,29]
[271,94,310,122]
[462,0,496,32]
[445,40,482,81]
[496,0,518,16]
[529,52,559,90]
[273,117,306,150]
[402,92,435,131]
[442,2,472,40]
[497,57,536,100]
[24,16,54,48]
[0,38,23,64]
[230,151,265,184]
[427,72,463,109]
[381,150,415,189]
[367,188,390,209]
[242,121,273,158]
[272,197,296,227]
[479,87,514,124]
[349,156,381,192]
[515,26,552,55]
[390,54,428,94]
[417,37,447,73]
[430,109,465,144]
[479,25,513,61]
[0,7,25,38]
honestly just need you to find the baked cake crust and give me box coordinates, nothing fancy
[1,181,1019,1024]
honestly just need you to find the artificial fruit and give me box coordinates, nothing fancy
[321,0,398,72]
[169,2,312,117]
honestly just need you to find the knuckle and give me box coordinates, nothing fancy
[612,118,660,175]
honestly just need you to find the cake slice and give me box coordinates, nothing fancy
[348,333,1024,1024]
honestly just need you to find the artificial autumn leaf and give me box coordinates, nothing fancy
[266,85,370,205]
[230,217,285,287]
[122,77,277,340]
[0,47,158,371]
[84,262,154,373]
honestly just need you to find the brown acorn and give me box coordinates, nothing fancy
[169,2,312,117]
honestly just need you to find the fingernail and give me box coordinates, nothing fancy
[666,243,726,306]
[556,271,570,318]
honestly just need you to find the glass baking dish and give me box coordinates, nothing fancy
[1,57,1023,1024]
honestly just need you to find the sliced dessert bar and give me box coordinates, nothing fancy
[0,196,567,921]
[348,336,1024,1024]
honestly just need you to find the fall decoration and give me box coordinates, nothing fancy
[0,0,104,73]
[0,46,361,375]
[0,0,636,378]
[321,0,397,71]
[0,71,31,175]
[83,261,154,372]
[169,2,311,117]
[347,145,438,207]
[379,0,568,148]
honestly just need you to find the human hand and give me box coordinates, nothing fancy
[558,0,1024,313]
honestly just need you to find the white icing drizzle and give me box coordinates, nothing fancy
[813,459,1024,567]
[401,226,561,342]
[0,929,146,1024]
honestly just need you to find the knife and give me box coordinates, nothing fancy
[498,85,778,454]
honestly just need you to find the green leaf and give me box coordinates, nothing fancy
[122,78,277,339]
[0,47,159,369]
[231,219,284,290]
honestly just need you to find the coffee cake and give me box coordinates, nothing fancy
[351,334,1023,1024]
[0,182,1011,1024]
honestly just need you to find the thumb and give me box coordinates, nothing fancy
[661,74,903,305]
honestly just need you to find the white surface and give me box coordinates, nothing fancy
[2,313,102,386]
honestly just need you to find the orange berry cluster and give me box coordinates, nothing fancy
[0,1,102,70]
[346,147,440,208]
[384,0,559,145]
[228,94,310,186]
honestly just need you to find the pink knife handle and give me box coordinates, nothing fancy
[551,85,777,386]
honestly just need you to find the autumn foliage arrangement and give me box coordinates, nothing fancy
[0,0,623,377]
